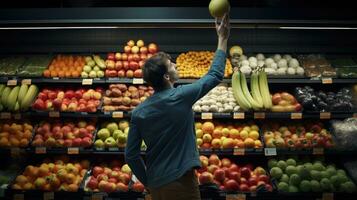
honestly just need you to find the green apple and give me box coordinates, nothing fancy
[113,130,123,140]
[107,122,119,133]
[117,132,127,144]
[124,127,130,135]
[97,70,104,78]
[93,66,100,72]
[89,70,97,78]
[81,71,89,78]
[121,164,131,175]
[119,120,129,131]
[83,65,92,73]
[97,128,110,140]
[94,139,105,148]
[104,137,117,147]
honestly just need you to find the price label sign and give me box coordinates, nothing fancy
[13,113,21,120]
[264,148,277,156]
[43,192,54,200]
[201,112,213,120]
[233,148,245,156]
[0,112,11,119]
[112,111,124,118]
[226,194,246,200]
[322,78,333,84]
[21,79,32,85]
[233,112,245,119]
[49,111,60,118]
[7,79,17,86]
[35,147,47,154]
[133,78,144,84]
[320,112,331,119]
[82,79,93,85]
[291,112,302,119]
[91,194,104,200]
[13,194,24,200]
[67,147,79,154]
[322,193,334,200]
[313,148,324,155]
[145,194,152,200]
[254,112,265,119]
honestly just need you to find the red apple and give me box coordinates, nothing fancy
[199,172,214,184]
[87,177,98,190]
[115,61,123,70]
[248,177,258,186]
[228,164,239,173]
[106,60,115,70]
[129,61,139,71]
[78,128,88,138]
[118,70,125,78]
[208,154,221,166]
[114,53,121,60]
[108,178,117,184]
[124,45,131,53]
[224,179,239,191]
[127,54,134,62]
[148,43,158,53]
[103,182,116,193]
[64,90,75,99]
[38,92,47,101]
[239,184,250,192]
[133,69,142,78]
[258,175,269,183]
[123,61,129,70]
[140,47,148,54]
[107,53,115,60]
[118,173,130,185]
[207,165,219,174]
[132,54,140,62]
[139,60,145,67]
[240,167,251,179]
[250,185,257,192]
[93,167,104,177]
[126,70,134,78]
[64,139,72,147]
[240,177,248,185]
[81,137,92,147]
[73,138,82,147]
[97,174,109,182]
[228,171,241,183]
[33,99,46,110]
[127,40,135,47]
[221,158,231,168]
[132,182,145,193]
[213,169,225,182]
[74,90,82,99]
[116,182,129,192]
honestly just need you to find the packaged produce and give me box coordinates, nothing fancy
[195,121,262,149]
[300,55,336,77]
[269,157,356,193]
[0,56,26,76]
[198,155,273,192]
[102,84,153,112]
[31,120,96,148]
[262,121,334,149]
[331,118,357,150]
[105,40,158,78]
[11,156,89,191]
[43,55,86,78]
[0,122,34,148]
[17,55,52,77]
[176,51,232,78]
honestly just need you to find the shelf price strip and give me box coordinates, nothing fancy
[322,78,333,84]
[82,79,93,85]
[67,147,79,154]
[49,111,60,118]
[7,79,17,86]
[233,112,245,119]
[91,193,104,200]
[233,148,245,156]
[112,111,124,118]
[13,113,21,120]
[264,148,277,156]
[133,78,144,84]
[291,112,302,119]
[201,112,213,120]
[21,79,32,85]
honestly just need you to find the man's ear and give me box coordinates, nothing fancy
[163,74,170,81]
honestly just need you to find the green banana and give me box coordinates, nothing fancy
[1,87,11,108]
[7,86,20,111]
[18,84,29,104]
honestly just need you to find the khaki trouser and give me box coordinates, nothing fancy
[149,169,201,200]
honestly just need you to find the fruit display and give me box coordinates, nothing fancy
[105,39,158,78]
[102,84,154,112]
[43,55,86,78]
[295,86,353,112]
[17,55,53,77]
[269,157,357,193]
[176,51,233,78]
[11,156,89,192]
[84,160,136,193]
[271,92,302,112]
[198,155,273,192]
[193,85,239,113]
[32,88,102,112]
[299,55,336,77]
[231,52,304,76]
[94,120,130,148]
[31,120,96,148]
[0,84,39,112]
[0,56,26,76]
[262,122,334,148]
[0,122,33,148]
[195,121,263,149]
[231,70,272,111]
[81,55,106,78]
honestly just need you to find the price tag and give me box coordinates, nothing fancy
[291,112,302,119]
[49,111,60,118]
[82,79,93,85]
[145,194,152,200]
[233,148,245,156]
[201,112,213,119]
[112,111,124,118]
[254,112,265,119]
[13,194,24,200]
[7,79,17,86]
[133,78,144,84]
[21,79,32,85]
[11,148,21,157]
[313,148,324,155]
[91,194,103,200]
[13,113,21,120]
[264,148,277,156]
[67,147,79,154]
[322,78,333,84]
[233,112,245,119]
[35,147,46,154]
[322,193,334,200]
[0,112,11,119]
[108,147,119,151]
[226,194,246,200]
[43,192,54,200]
[320,112,331,119]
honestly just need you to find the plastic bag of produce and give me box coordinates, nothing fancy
[331,118,357,150]
[344,160,357,185]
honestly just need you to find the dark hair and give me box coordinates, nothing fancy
[143,52,172,90]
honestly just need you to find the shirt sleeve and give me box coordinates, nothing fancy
[176,49,227,106]
[125,116,147,186]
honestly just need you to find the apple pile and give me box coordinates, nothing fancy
[105,40,158,78]
[94,121,129,148]
[31,120,96,148]
[262,122,334,148]
[271,92,302,112]
[195,121,262,149]
[102,84,154,112]
[85,160,144,193]
[198,155,273,192]
[32,88,102,112]
[0,122,33,148]
[269,157,356,193]
[12,156,89,192]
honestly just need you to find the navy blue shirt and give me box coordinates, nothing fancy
[125,50,227,188]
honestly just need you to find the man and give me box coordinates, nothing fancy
[125,13,230,200]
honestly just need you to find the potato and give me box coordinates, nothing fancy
[111,88,122,97]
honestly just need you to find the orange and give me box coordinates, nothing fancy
[244,138,255,148]
[71,71,79,78]
[58,71,65,78]
[65,71,72,77]
[50,71,58,77]
[202,122,215,134]
[43,70,51,77]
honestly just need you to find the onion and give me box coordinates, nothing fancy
[273,54,282,62]
[265,58,274,66]
[256,53,265,60]
[296,67,305,75]
[287,67,296,75]
[278,59,288,68]
[289,58,299,68]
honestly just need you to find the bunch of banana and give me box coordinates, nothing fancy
[232,68,272,111]
[0,84,38,112]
